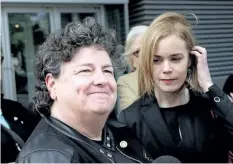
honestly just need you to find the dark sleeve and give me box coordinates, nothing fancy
[16,150,77,163]
[206,84,233,137]
[223,74,233,95]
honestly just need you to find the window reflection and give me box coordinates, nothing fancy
[8,13,50,107]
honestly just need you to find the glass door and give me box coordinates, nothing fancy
[2,7,53,107]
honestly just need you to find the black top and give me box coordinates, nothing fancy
[160,101,191,146]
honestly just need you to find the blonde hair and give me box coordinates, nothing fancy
[124,25,148,71]
[138,12,201,97]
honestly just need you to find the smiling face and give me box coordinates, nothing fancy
[153,34,190,93]
[47,46,117,116]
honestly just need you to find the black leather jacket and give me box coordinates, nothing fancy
[119,84,233,162]
[16,116,152,163]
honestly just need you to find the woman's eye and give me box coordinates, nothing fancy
[154,58,161,63]
[76,69,92,75]
[80,69,91,73]
[104,70,113,74]
[132,50,140,57]
[172,57,182,61]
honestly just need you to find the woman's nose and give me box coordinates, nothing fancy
[162,61,172,74]
[93,71,108,87]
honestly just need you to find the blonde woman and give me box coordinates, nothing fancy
[117,25,148,113]
[119,12,233,162]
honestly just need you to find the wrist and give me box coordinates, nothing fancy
[202,82,213,92]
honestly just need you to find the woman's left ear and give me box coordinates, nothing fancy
[45,73,57,100]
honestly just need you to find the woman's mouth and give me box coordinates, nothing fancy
[160,79,176,84]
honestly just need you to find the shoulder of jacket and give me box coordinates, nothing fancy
[1,98,27,114]
[16,149,73,163]
[191,90,212,104]
[119,97,142,125]
[124,97,142,112]
[17,131,75,163]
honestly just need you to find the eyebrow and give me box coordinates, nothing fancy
[102,64,113,69]
[154,53,183,57]
[170,53,183,56]
[76,63,113,69]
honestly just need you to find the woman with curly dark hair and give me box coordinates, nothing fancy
[16,18,152,163]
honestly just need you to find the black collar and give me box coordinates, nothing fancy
[45,116,123,151]
[141,94,156,107]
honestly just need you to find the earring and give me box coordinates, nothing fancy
[187,68,192,83]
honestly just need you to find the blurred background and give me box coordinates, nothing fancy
[1,0,233,108]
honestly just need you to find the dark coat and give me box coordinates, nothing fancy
[119,84,233,162]
[1,95,41,163]
[16,116,152,163]
[1,96,41,140]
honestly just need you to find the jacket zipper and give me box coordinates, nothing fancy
[116,146,143,163]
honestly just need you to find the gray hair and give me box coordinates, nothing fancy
[33,17,125,116]
[126,25,148,43]
[124,25,148,71]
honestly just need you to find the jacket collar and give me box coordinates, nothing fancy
[45,116,121,151]
[107,111,128,128]
[140,94,177,152]
[106,118,128,128]
[140,91,201,153]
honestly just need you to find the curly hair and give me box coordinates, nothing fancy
[32,17,126,116]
